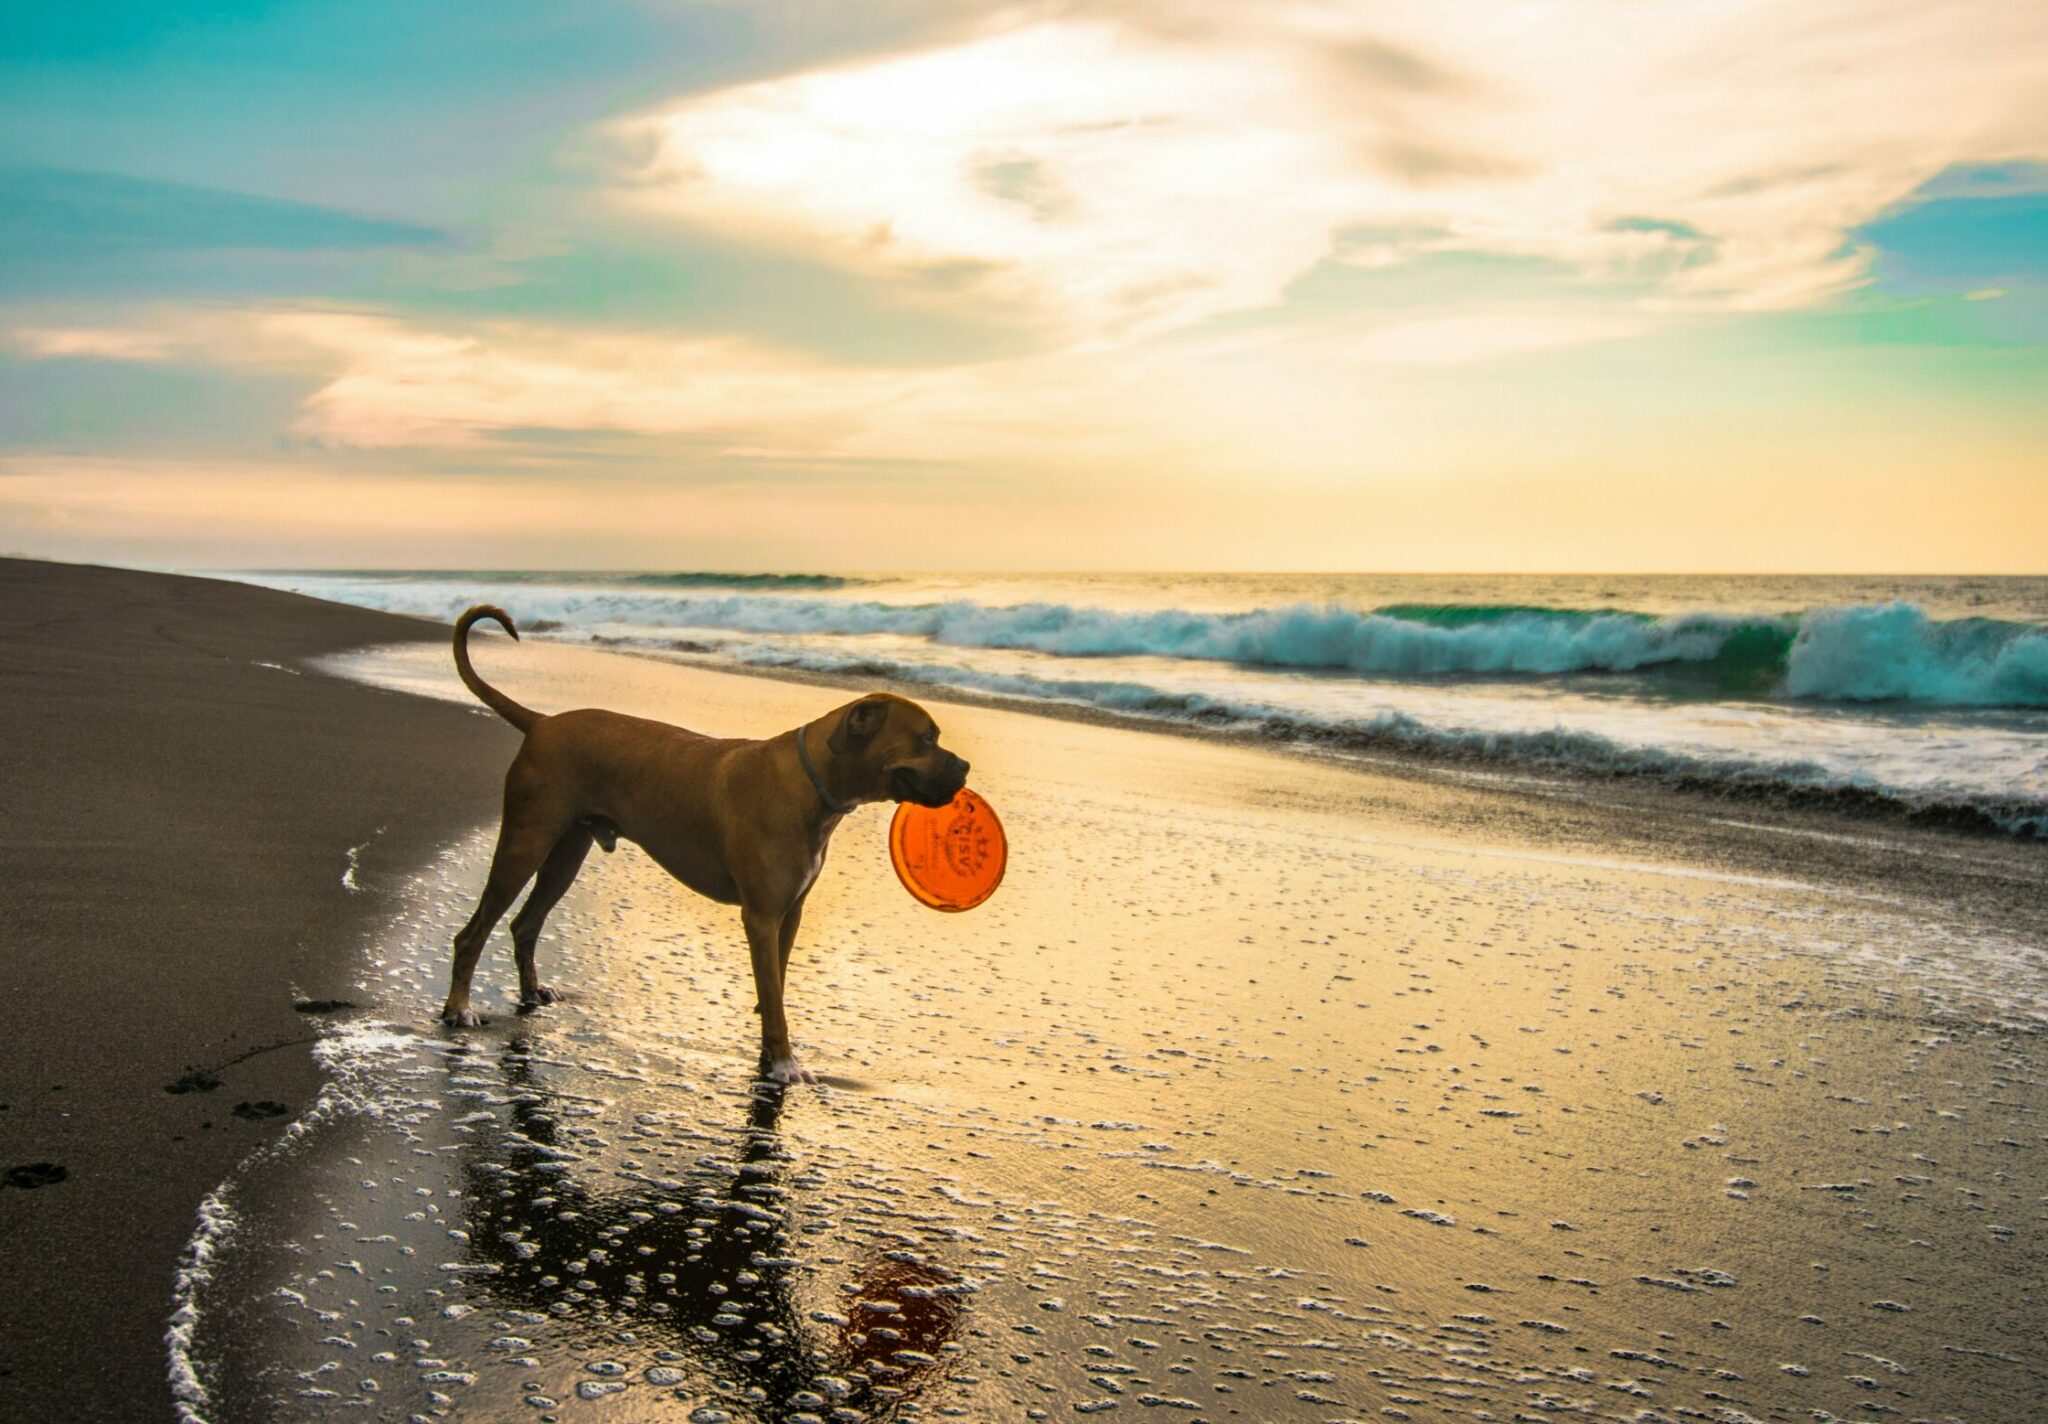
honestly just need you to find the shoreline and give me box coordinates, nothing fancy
[225,568,2048,844]
[0,558,517,1424]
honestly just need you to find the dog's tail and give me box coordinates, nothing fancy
[453,605,540,733]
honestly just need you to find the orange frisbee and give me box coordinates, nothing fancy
[889,788,1007,912]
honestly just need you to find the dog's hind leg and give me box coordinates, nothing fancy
[510,825,594,1011]
[443,795,569,1027]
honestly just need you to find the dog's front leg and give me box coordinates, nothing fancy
[745,904,815,1085]
[776,890,809,994]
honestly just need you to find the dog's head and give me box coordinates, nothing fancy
[827,693,970,808]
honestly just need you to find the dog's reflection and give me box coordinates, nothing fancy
[444,1038,965,1419]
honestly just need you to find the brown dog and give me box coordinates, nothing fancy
[441,605,970,1083]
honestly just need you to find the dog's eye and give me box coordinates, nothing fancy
[922,728,938,745]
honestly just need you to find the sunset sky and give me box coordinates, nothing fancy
[2,0,2044,572]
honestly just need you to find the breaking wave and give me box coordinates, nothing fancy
[279,575,2048,709]
[1784,602,2048,706]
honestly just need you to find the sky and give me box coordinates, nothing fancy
[1,0,2044,573]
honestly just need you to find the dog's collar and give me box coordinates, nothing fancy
[796,721,856,816]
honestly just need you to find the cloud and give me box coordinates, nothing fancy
[8,326,176,361]
[0,259,1792,479]
[380,220,1052,366]
[0,451,1192,571]
[609,19,1374,339]
[1911,160,2048,201]
[1341,309,1646,365]
[30,305,1126,466]
[252,311,938,453]
[605,0,2048,340]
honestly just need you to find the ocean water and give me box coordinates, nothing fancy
[228,571,2048,836]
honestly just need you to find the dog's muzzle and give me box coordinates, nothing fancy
[894,754,969,807]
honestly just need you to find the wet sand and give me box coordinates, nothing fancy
[175,634,2046,1423]
[0,560,517,1423]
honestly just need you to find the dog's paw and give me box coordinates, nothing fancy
[518,985,561,1011]
[441,1005,486,1028]
[765,1056,817,1086]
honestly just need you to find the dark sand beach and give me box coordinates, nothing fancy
[4,561,2045,1424]
[0,559,515,1423]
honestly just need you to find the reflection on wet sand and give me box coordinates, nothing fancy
[451,1036,966,1419]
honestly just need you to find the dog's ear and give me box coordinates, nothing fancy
[828,696,890,754]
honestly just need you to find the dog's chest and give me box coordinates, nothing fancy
[796,841,829,897]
